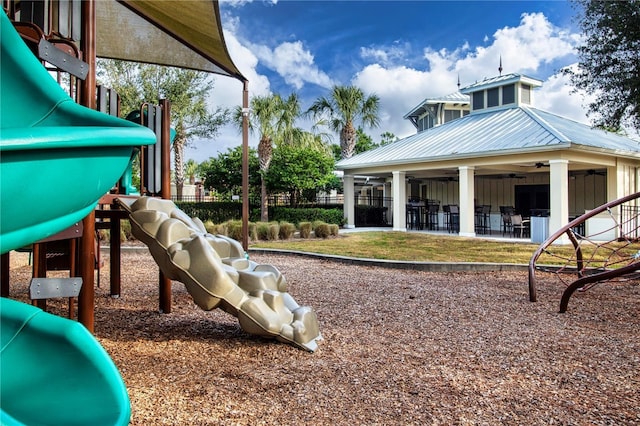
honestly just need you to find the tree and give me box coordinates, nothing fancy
[97,60,229,198]
[233,93,300,221]
[307,85,381,159]
[379,131,399,146]
[199,146,260,199]
[566,0,640,131]
[184,159,199,184]
[332,128,396,161]
[265,144,336,206]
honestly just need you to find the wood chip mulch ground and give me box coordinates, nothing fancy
[6,249,640,425]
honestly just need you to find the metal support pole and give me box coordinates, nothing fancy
[78,0,96,331]
[109,214,121,296]
[241,81,250,251]
[159,98,172,313]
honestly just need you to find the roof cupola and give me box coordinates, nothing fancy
[459,73,542,114]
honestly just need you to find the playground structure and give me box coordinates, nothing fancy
[1,0,251,329]
[529,192,640,312]
[122,197,321,351]
[0,1,275,424]
[0,1,321,331]
[0,297,130,426]
[0,10,156,254]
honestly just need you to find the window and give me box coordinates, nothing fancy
[521,84,531,104]
[487,87,499,107]
[502,84,515,104]
[444,109,461,123]
[418,115,434,131]
[472,91,484,110]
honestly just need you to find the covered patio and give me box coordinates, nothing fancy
[337,74,640,243]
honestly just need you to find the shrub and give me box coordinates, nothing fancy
[203,219,216,233]
[249,222,258,242]
[97,229,109,242]
[215,222,228,236]
[329,224,340,236]
[96,220,134,243]
[270,207,345,226]
[314,222,330,238]
[256,223,268,240]
[279,222,296,239]
[121,219,133,241]
[174,201,253,223]
[311,220,325,230]
[299,222,312,238]
[256,222,270,240]
[226,220,243,242]
[268,223,280,240]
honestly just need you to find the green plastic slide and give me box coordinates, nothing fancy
[0,11,156,254]
[0,298,130,425]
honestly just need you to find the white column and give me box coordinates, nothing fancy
[384,180,392,225]
[392,171,407,231]
[343,174,355,229]
[607,162,623,239]
[607,162,622,202]
[549,159,569,244]
[458,166,475,237]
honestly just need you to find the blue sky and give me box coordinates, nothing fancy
[186,0,588,162]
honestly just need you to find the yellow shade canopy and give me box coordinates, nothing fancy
[96,0,245,81]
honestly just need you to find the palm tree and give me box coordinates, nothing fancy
[184,159,199,185]
[306,85,381,159]
[234,93,301,222]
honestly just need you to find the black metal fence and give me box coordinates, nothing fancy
[355,196,391,226]
[266,195,344,207]
[620,203,640,240]
[170,194,394,227]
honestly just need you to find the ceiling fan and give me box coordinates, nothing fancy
[434,176,458,182]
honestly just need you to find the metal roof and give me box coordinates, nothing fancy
[404,91,469,119]
[337,106,640,170]
[459,73,542,93]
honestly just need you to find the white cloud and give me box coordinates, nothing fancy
[189,10,593,163]
[353,64,459,140]
[454,12,578,82]
[250,40,334,90]
[353,12,585,142]
[186,21,272,161]
[360,41,412,67]
[220,0,277,7]
[535,66,592,125]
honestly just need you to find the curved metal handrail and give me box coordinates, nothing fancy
[528,192,640,308]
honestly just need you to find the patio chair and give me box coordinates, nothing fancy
[448,205,459,233]
[510,214,529,238]
[501,213,513,236]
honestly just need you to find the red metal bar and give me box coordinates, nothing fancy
[528,191,640,303]
[109,210,122,297]
[32,243,47,310]
[560,262,640,313]
[159,98,172,313]
[77,0,96,331]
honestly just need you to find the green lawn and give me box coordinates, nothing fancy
[251,231,541,264]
